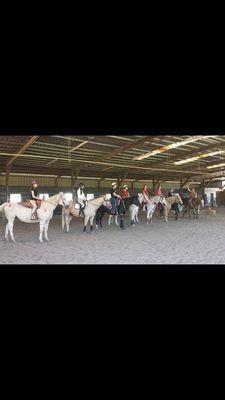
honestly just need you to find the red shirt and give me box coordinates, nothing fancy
[142,188,149,197]
[121,189,128,199]
[155,188,162,196]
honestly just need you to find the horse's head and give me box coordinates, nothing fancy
[175,194,183,205]
[59,192,67,207]
[138,193,144,204]
[160,196,167,207]
[103,195,112,209]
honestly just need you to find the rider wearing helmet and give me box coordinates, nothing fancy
[120,184,129,200]
[110,182,121,215]
[77,183,87,216]
[30,180,40,220]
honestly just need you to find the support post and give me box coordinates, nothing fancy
[55,176,59,188]
[153,178,155,189]
[6,166,11,202]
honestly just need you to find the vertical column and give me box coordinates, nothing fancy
[6,166,11,202]
[153,177,155,190]
[131,181,134,194]
[180,178,183,191]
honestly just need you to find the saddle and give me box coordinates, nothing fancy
[19,199,42,209]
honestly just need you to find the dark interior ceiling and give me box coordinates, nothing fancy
[1,132,225,183]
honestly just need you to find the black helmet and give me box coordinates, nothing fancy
[79,183,84,187]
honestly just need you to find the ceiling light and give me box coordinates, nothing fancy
[174,150,225,165]
[207,163,225,169]
[134,136,216,161]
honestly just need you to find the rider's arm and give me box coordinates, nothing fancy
[31,190,39,200]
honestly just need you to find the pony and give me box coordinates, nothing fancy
[0,192,66,243]
[62,195,112,233]
[142,195,167,225]
[182,196,202,219]
[96,203,140,229]
[117,196,140,229]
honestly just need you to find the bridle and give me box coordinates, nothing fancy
[85,197,112,209]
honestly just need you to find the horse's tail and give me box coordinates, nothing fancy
[0,203,7,220]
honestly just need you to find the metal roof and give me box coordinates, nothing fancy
[1,132,225,183]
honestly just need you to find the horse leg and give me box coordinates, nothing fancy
[136,211,139,223]
[65,215,70,233]
[62,211,65,231]
[164,208,168,223]
[44,219,50,241]
[115,214,119,226]
[108,215,112,226]
[120,214,125,229]
[5,222,9,241]
[8,219,16,243]
[90,216,95,233]
[39,221,45,242]
[83,216,89,233]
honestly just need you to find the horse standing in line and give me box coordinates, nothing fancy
[182,196,202,219]
[62,195,112,233]
[0,192,66,243]
[164,194,183,223]
[117,196,140,229]
[142,195,167,225]
[96,203,140,229]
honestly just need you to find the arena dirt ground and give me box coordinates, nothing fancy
[0,207,225,265]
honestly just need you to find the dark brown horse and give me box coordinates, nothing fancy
[183,196,202,219]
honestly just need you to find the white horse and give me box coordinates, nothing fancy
[146,196,167,224]
[108,204,139,226]
[164,194,183,222]
[0,192,66,243]
[62,195,112,233]
[108,194,143,227]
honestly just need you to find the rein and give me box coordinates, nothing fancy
[43,195,64,207]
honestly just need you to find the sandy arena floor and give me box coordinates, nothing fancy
[0,208,225,265]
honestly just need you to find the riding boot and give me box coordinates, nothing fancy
[80,207,85,217]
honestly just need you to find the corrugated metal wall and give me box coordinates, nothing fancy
[0,174,184,205]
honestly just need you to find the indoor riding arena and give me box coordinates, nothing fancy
[1,131,225,265]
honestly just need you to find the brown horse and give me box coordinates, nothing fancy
[190,196,202,219]
[182,196,202,219]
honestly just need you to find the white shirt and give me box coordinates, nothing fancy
[77,188,86,201]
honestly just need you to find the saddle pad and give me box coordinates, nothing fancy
[75,203,80,210]
[19,200,34,209]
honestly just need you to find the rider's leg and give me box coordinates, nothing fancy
[31,204,38,220]
[79,200,85,216]
[111,198,116,214]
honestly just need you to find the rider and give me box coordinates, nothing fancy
[120,184,130,200]
[186,185,198,206]
[155,184,164,215]
[141,184,150,209]
[110,182,121,215]
[77,183,87,216]
[155,184,163,197]
[30,180,40,220]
